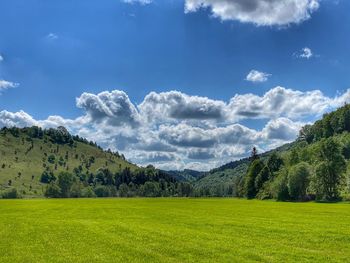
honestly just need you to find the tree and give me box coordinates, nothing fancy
[287,163,310,201]
[2,188,20,199]
[45,183,61,198]
[271,168,290,201]
[81,187,96,198]
[313,138,346,201]
[142,182,160,197]
[267,153,284,174]
[244,159,264,199]
[299,125,314,144]
[250,147,259,161]
[47,154,55,164]
[57,172,74,198]
[94,185,111,197]
[118,183,129,197]
[40,170,56,183]
[289,148,300,166]
[255,166,270,191]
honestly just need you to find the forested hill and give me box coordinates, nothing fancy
[0,126,189,198]
[197,103,350,201]
[192,142,294,197]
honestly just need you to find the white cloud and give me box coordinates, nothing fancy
[261,117,303,141]
[0,80,19,92]
[76,90,141,127]
[228,86,334,120]
[0,110,37,128]
[246,70,271,83]
[139,91,226,123]
[185,0,320,26]
[0,54,3,62]
[2,86,350,170]
[296,47,313,59]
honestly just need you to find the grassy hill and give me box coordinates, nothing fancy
[0,126,138,197]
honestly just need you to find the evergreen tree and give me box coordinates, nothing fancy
[244,159,264,199]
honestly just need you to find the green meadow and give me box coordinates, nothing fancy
[0,198,349,263]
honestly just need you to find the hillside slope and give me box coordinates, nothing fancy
[198,104,350,201]
[193,142,294,196]
[0,126,138,196]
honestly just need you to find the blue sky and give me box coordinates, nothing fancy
[0,0,350,170]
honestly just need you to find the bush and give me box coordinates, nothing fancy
[94,185,111,197]
[2,188,21,199]
[44,183,61,198]
[47,155,56,164]
[271,169,290,201]
[81,187,96,198]
[40,170,56,183]
[287,163,310,201]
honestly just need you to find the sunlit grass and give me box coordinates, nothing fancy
[0,198,349,262]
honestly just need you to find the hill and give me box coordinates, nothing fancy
[163,169,205,182]
[0,126,183,198]
[193,142,294,196]
[196,104,350,201]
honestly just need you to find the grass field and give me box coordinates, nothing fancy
[0,198,349,262]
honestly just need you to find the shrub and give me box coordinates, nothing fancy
[94,185,111,197]
[44,183,61,198]
[2,188,21,199]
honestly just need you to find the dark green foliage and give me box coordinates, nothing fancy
[287,163,310,201]
[47,155,55,164]
[44,183,61,198]
[94,185,112,197]
[40,170,56,183]
[289,148,300,166]
[142,182,160,197]
[255,166,270,191]
[299,104,350,143]
[58,172,75,198]
[250,147,259,161]
[81,187,96,198]
[244,159,264,199]
[267,153,284,173]
[272,169,290,201]
[1,188,21,199]
[313,139,346,201]
[118,183,129,197]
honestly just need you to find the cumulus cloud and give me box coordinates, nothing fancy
[246,70,271,83]
[2,86,350,170]
[139,91,226,122]
[261,117,303,141]
[76,90,141,127]
[188,149,215,160]
[0,110,37,128]
[133,152,179,164]
[0,80,19,92]
[159,124,218,148]
[228,86,335,120]
[185,0,320,26]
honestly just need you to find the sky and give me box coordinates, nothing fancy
[0,0,350,171]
